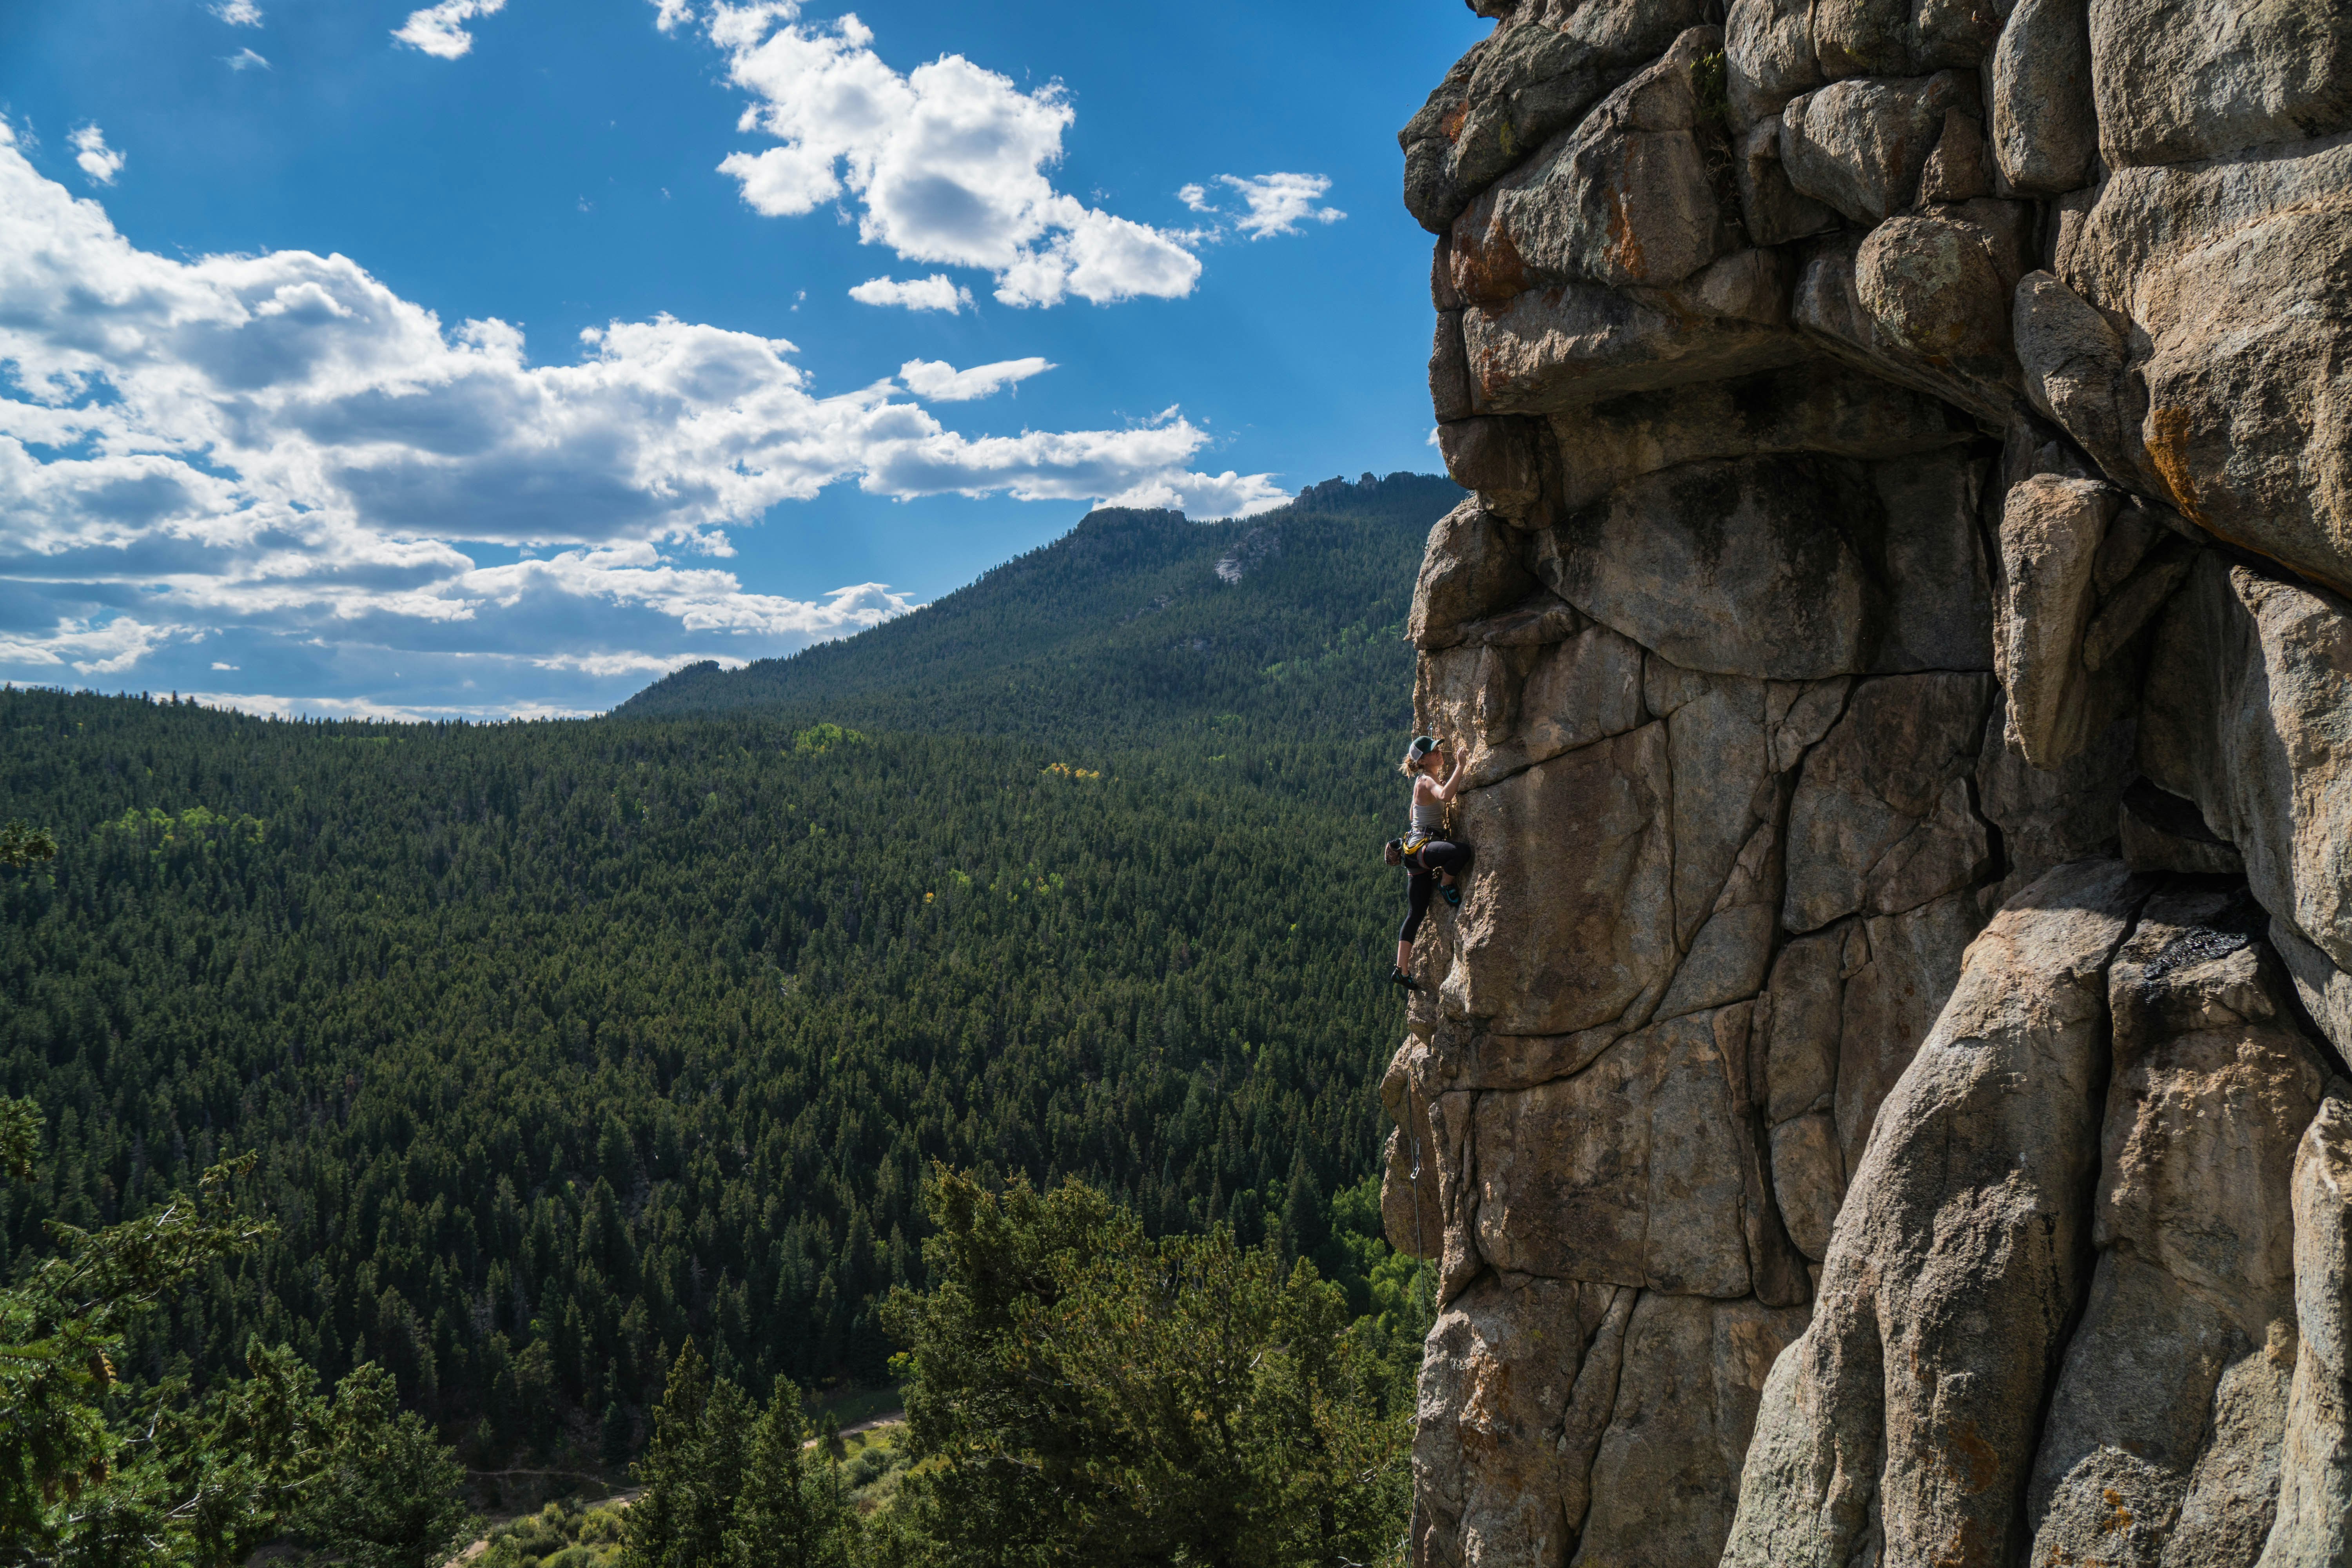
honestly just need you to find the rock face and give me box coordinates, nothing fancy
[1385,4,2352,1564]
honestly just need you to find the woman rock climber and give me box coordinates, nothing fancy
[1390,734,1471,991]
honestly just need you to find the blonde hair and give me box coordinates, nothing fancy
[1398,742,1446,777]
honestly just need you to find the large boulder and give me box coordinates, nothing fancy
[2025,884,2325,1566]
[1399,0,1714,234]
[1725,0,1822,124]
[1808,0,2001,79]
[1450,29,1741,301]
[1408,499,1542,650]
[1994,474,2127,768]
[1853,211,2015,372]
[1990,0,2099,194]
[1723,858,2146,1568]
[1794,227,2022,426]
[2089,0,2352,169]
[2056,132,2352,593]
[1779,71,1976,225]
[2012,269,2134,481]
[1458,265,1807,414]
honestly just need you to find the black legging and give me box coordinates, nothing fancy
[1399,840,1468,944]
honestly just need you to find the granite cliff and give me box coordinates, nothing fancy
[1377,1,2352,1562]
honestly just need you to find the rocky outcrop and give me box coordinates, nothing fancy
[1385,2,2352,1563]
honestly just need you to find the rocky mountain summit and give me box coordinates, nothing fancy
[1378,1,2352,1562]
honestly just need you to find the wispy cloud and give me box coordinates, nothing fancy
[675,2,1202,309]
[226,48,271,71]
[897,357,1053,402]
[1180,173,1345,239]
[211,0,263,24]
[69,125,123,186]
[848,275,972,314]
[393,0,508,60]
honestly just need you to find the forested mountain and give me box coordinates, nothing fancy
[619,472,1459,744]
[0,472,1459,1474]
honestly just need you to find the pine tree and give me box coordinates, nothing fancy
[288,1363,474,1568]
[1279,1151,1328,1263]
[624,1339,749,1568]
[600,1397,632,1470]
[728,1377,854,1568]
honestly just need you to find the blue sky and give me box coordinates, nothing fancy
[0,0,1482,717]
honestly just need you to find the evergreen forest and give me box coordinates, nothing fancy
[0,472,1460,1520]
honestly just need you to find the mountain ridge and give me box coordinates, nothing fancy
[615,471,1463,746]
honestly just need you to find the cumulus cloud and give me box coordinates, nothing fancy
[651,0,697,31]
[227,48,271,71]
[0,614,174,675]
[69,125,123,187]
[212,0,263,23]
[896,356,1051,402]
[682,2,1202,308]
[847,274,971,313]
[393,0,507,59]
[1102,469,1296,520]
[0,145,1283,704]
[1183,172,1345,239]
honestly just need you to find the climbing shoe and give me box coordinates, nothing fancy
[1441,847,1474,906]
[1388,965,1418,991]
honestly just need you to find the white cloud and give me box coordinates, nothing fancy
[847,274,971,313]
[0,615,174,675]
[212,0,263,23]
[393,0,507,59]
[897,356,1051,402]
[184,690,599,721]
[651,0,696,31]
[530,650,749,677]
[1210,173,1345,239]
[1101,470,1289,519]
[0,144,1283,694]
[684,3,1202,308]
[1177,183,1212,213]
[227,48,271,71]
[69,125,123,187]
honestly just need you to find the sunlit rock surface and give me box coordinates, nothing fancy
[1383,1,2352,1561]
